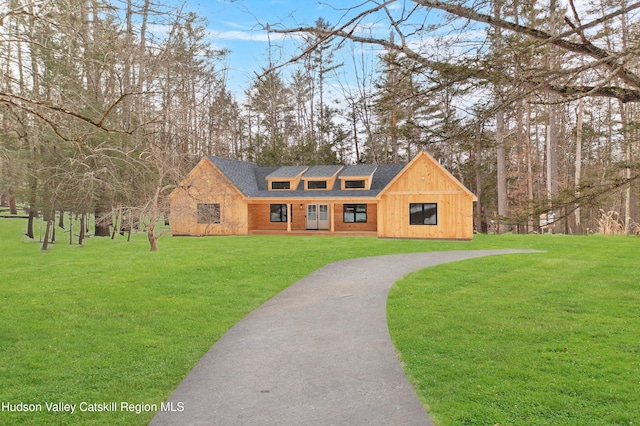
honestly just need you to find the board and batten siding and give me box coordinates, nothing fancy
[170,158,248,236]
[377,152,476,240]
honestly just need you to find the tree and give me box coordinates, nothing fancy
[0,0,235,250]
[268,0,640,231]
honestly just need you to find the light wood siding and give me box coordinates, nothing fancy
[248,203,307,231]
[378,152,475,240]
[170,159,248,236]
[334,203,377,232]
[248,202,377,233]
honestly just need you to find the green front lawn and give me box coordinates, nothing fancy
[0,218,637,425]
[388,235,640,425]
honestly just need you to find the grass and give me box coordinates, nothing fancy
[0,217,638,424]
[388,235,640,425]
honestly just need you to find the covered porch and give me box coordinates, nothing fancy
[247,199,378,236]
[248,229,378,237]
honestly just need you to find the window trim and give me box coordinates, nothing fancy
[343,204,367,223]
[344,179,366,189]
[307,180,328,190]
[409,203,437,226]
[270,204,289,223]
[271,181,291,190]
[197,203,221,224]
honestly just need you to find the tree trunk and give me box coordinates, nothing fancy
[526,102,535,233]
[496,108,508,234]
[41,215,52,251]
[95,217,111,236]
[493,0,508,234]
[79,213,86,245]
[26,209,36,239]
[546,105,559,232]
[475,122,484,233]
[94,206,111,237]
[574,96,584,234]
[111,207,121,239]
[545,0,560,233]
[621,101,632,234]
[147,222,158,252]
[9,196,17,215]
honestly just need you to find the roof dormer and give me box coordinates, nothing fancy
[265,166,307,191]
[302,165,343,190]
[338,164,377,190]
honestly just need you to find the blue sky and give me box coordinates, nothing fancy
[177,0,485,101]
[180,0,365,97]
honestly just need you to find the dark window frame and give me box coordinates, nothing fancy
[409,203,437,226]
[270,204,289,222]
[271,181,291,190]
[307,180,328,189]
[343,204,367,223]
[197,203,221,224]
[344,179,366,189]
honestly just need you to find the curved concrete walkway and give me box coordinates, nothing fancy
[151,250,540,426]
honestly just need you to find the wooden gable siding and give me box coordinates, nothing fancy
[377,152,475,240]
[170,158,248,236]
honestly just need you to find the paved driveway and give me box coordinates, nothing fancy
[150,250,540,426]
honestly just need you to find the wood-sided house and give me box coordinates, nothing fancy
[169,151,478,240]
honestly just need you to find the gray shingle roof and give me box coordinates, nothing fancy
[208,156,261,195]
[207,156,407,199]
[265,166,308,179]
[339,164,378,177]
[302,165,343,178]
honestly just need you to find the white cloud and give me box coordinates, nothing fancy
[210,29,294,42]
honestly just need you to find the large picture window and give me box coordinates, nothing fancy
[343,204,367,223]
[410,203,437,225]
[270,204,289,222]
[198,203,220,224]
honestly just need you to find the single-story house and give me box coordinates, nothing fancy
[169,151,478,240]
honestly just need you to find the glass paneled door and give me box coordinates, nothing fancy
[306,204,330,230]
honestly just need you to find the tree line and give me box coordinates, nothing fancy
[1,0,638,251]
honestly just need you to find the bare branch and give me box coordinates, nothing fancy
[413,0,640,89]
[263,1,395,77]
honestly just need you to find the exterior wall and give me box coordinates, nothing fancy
[248,202,307,231]
[377,153,475,240]
[333,203,377,232]
[170,159,248,236]
[378,193,474,239]
[248,201,377,233]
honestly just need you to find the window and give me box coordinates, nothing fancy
[410,203,437,225]
[270,204,289,222]
[343,204,367,223]
[344,180,365,189]
[307,180,327,189]
[271,181,291,190]
[198,203,220,224]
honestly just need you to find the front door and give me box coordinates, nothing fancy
[306,204,329,230]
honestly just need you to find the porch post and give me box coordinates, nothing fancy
[330,202,335,233]
[287,204,292,233]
